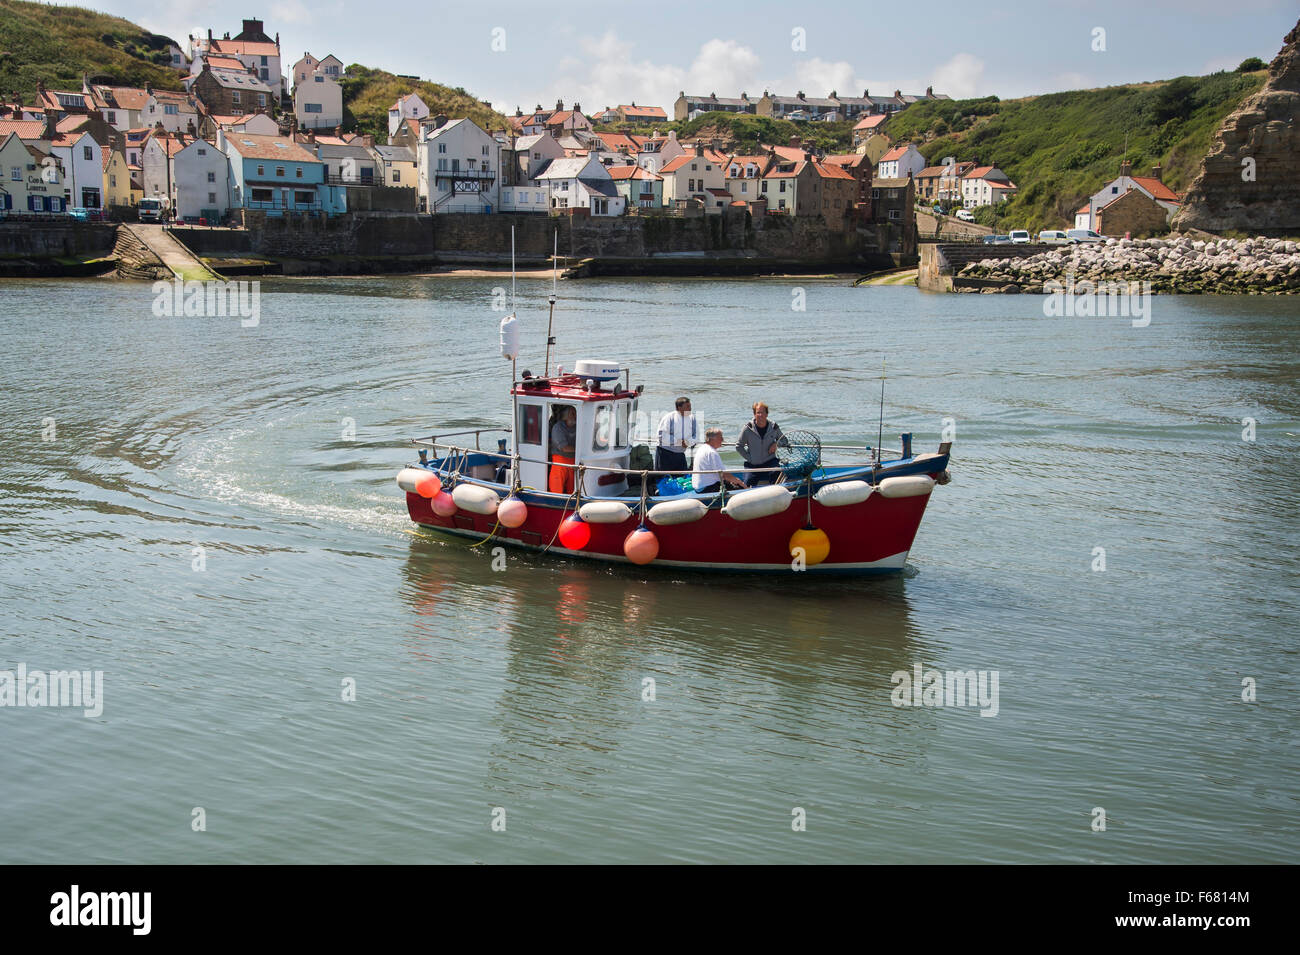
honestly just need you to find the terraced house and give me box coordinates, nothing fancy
[218,130,345,216]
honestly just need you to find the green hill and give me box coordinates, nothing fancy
[0,0,186,95]
[886,71,1267,231]
[340,66,507,139]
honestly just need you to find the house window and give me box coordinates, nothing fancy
[871,189,880,199]
[83,146,94,160]
[294,190,314,205]
[276,166,285,177]
[392,170,400,183]
[314,75,324,83]
[257,164,265,176]
[207,171,216,182]
[258,94,267,106]
[198,148,206,156]
[208,192,217,203]
[251,187,273,203]
[482,146,489,156]
[438,144,446,153]
[107,111,116,123]
[780,181,786,193]
[305,103,322,113]
[889,209,901,220]
[740,182,747,193]
[110,174,117,187]
[295,168,303,178]
[164,104,178,115]
[260,56,268,66]
[761,181,768,193]
[1112,186,1119,194]
[691,163,697,171]
[232,91,241,104]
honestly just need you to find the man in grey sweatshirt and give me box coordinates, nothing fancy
[735,402,786,486]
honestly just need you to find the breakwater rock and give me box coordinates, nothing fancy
[958,236,1300,294]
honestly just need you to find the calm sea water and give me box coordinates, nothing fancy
[1,275,1296,863]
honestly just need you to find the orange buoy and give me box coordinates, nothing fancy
[789,525,830,566]
[497,497,528,528]
[415,472,441,498]
[623,526,659,565]
[431,490,457,517]
[558,515,591,550]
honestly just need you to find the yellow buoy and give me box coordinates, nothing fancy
[789,525,830,566]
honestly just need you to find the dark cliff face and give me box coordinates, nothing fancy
[1173,19,1300,235]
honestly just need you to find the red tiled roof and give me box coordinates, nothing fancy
[211,38,280,57]
[619,105,667,119]
[0,119,45,140]
[224,132,318,162]
[206,55,248,72]
[598,133,644,153]
[660,150,729,174]
[1076,203,1090,214]
[1130,176,1180,203]
[811,160,855,180]
[606,164,660,180]
[853,114,887,131]
[879,145,910,162]
[706,188,731,197]
[915,165,946,178]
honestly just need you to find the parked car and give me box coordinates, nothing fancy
[1066,228,1104,244]
[1038,230,1070,243]
[983,234,1013,245]
[955,209,975,222]
[66,207,90,221]
[1008,229,1032,244]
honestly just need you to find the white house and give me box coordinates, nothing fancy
[388,93,429,140]
[417,117,500,213]
[534,156,624,215]
[876,143,925,180]
[172,138,230,221]
[508,132,564,184]
[48,129,103,209]
[143,90,200,134]
[960,165,1016,208]
[142,133,187,203]
[294,71,343,130]
[1077,161,1182,230]
[292,52,344,87]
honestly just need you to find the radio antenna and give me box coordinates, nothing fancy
[876,357,886,463]
[545,230,558,375]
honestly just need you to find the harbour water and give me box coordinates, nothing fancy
[1,276,1296,863]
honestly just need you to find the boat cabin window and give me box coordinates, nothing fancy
[592,402,631,453]
[519,405,542,445]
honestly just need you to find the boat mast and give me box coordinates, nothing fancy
[544,230,557,375]
[876,357,886,464]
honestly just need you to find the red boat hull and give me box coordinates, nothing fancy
[405,490,934,573]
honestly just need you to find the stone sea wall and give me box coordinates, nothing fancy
[958,236,1300,294]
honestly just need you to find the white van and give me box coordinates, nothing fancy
[1038,230,1070,243]
[1066,228,1104,244]
[1008,229,1031,244]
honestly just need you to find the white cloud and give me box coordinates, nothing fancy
[271,1,312,26]
[931,53,986,99]
[791,57,857,98]
[503,34,760,117]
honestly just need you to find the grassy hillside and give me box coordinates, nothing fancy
[672,113,854,153]
[0,0,185,96]
[340,66,507,139]
[886,72,1266,230]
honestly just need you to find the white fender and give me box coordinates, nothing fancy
[579,501,633,524]
[722,484,793,521]
[878,475,935,499]
[451,483,500,515]
[395,468,429,494]
[814,480,873,507]
[647,498,708,526]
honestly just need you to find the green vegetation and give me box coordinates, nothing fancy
[1237,57,1266,72]
[0,0,185,96]
[340,65,507,139]
[887,73,1265,231]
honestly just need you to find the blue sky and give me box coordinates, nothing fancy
[97,0,1295,114]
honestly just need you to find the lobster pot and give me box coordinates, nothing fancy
[579,501,633,524]
[878,475,935,499]
[814,480,873,507]
[451,483,501,515]
[722,485,793,521]
[647,499,708,526]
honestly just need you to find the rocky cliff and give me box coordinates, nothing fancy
[1173,20,1300,235]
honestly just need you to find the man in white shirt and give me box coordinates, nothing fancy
[655,396,699,475]
[692,428,746,493]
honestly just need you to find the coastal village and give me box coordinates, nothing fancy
[0,12,1295,291]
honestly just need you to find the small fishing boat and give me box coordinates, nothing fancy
[397,242,951,574]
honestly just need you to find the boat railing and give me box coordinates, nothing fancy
[411,437,909,483]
